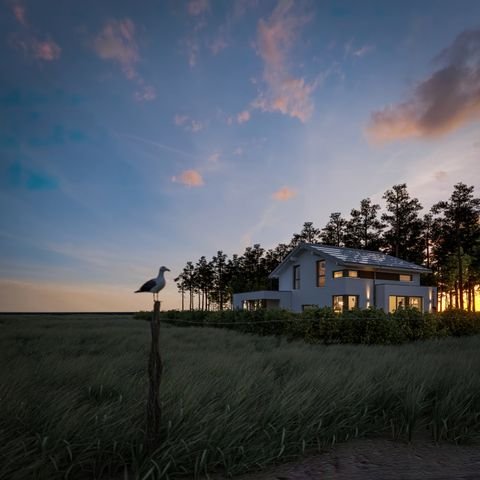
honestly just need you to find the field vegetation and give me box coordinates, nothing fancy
[1,314,479,479]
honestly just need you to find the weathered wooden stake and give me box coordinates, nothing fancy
[146,300,162,451]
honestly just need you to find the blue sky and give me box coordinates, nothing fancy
[1,0,479,311]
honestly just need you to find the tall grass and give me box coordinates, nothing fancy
[0,314,479,479]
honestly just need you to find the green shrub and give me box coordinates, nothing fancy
[140,307,480,345]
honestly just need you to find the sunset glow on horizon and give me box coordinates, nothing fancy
[1,0,479,311]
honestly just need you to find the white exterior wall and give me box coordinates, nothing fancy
[279,249,346,311]
[376,284,437,313]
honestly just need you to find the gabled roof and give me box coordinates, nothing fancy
[269,243,431,278]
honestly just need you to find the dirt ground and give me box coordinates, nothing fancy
[215,438,480,480]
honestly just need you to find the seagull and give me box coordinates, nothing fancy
[135,266,170,301]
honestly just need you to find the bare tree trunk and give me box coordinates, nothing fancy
[458,247,464,310]
[146,301,162,452]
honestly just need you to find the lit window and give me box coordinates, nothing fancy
[333,295,344,313]
[317,260,326,287]
[389,295,422,312]
[333,295,358,312]
[399,274,412,282]
[347,270,358,278]
[293,265,300,289]
[333,270,343,278]
[409,297,423,310]
[348,295,358,309]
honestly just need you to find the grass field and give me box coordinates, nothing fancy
[1,314,479,479]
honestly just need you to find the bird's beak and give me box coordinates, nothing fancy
[165,268,171,271]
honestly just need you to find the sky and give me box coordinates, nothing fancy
[1,0,479,311]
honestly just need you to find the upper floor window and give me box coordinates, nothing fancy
[399,274,412,282]
[333,270,359,278]
[293,265,300,289]
[317,260,326,287]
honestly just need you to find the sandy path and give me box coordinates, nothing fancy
[215,439,480,480]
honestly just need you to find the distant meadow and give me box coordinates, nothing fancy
[1,314,479,479]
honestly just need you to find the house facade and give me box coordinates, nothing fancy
[233,244,437,313]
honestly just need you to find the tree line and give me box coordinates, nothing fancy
[175,183,480,312]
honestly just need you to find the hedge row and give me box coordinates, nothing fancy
[134,308,480,345]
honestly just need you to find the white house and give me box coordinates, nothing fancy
[233,244,437,313]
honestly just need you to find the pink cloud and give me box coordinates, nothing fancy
[252,0,316,123]
[237,110,251,124]
[173,114,204,132]
[93,19,139,78]
[8,2,61,62]
[134,85,156,102]
[174,114,189,126]
[187,0,209,16]
[368,28,480,142]
[32,39,61,60]
[12,3,27,26]
[209,34,228,55]
[92,19,156,102]
[172,169,204,187]
[272,186,297,201]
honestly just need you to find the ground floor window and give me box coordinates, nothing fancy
[332,295,359,313]
[388,295,423,313]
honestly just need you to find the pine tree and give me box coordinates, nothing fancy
[321,212,347,246]
[431,183,480,310]
[381,184,424,263]
[344,198,384,250]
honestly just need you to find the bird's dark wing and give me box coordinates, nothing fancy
[135,278,156,293]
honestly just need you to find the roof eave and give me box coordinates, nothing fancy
[341,261,431,274]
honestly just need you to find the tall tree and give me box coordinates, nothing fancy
[211,250,228,310]
[344,198,384,250]
[381,184,424,263]
[290,221,321,247]
[431,183,480,310]
[321,212,347,246]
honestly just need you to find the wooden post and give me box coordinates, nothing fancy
[146,300,162,451]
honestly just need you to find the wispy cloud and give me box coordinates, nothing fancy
[8,1,61,61]
[92,19,156,101]
[5,162,58,191]
[12,3,27,26]
[187,0,210,16]
[368,28,480,142]
[272,186,296,201]
[174,114,204,132]
[353,44,374,57]
[209,32,228,55]
[172,169,205,187]
[251,0,317,122]
[237,110,251,124]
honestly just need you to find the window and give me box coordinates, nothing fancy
[333,270,358,278]
[399,274,412,282]
[302,304,318,311]
[293,265,300,289]
[409,297,423,310]
[317,260,326,287]
[389,295,423,313]
[333,295,359,313]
